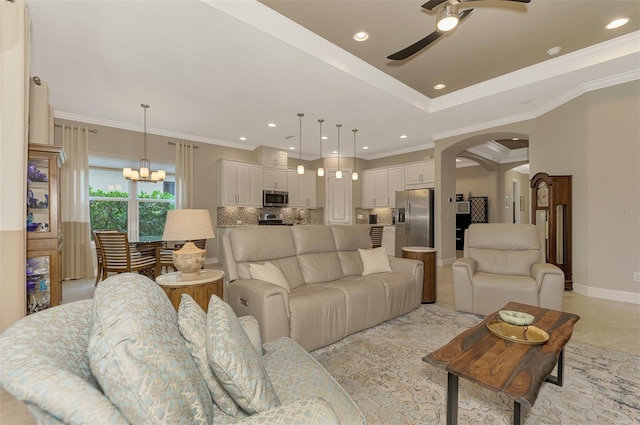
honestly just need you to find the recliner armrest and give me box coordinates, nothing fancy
[452,257,476,280]
[531,262,564,288]
[388,256,421,275]
[237,398,339,424]
[227,279,291,344]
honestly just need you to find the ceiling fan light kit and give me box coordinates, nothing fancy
[437,4,459,32]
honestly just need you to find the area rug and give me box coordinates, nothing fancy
[311,305,640,425]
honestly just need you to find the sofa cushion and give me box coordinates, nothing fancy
[249,262,290,292]
[359,247,392,275]
[89,273,214,425]
[337,251,364,277]
[206,295,280,415]
[271,256,306,290]
[331,224,372,251]
[298,252,345,283]
[0,300,128,425]
[177,295,241,416]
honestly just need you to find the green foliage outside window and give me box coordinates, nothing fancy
[89,187,174,241]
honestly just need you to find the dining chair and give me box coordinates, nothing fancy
[95,232,157,281]
[93,229,118,285]
[155,239,206,277]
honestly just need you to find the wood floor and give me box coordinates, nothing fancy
[1,266,638,423]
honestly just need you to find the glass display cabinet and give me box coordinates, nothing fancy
[27,144,65,313]
[530,172,572,290]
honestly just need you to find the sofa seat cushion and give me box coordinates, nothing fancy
[262,337,366,425]
[314,276,386,335]
[288,285,347,351]
[89,273,214,425]
[206,295,280,415]
[177,295,242,416]
[368,272,420,320]
[0,300,129,425]
[472,272,539,316]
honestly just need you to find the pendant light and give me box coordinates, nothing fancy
[352,129,358,181]
[317,119,325,177]
[122,104,166,182]
[335,124,342,179]
[297,113,305,175]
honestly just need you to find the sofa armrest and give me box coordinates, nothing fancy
[531,262,565,310]
[237,398,339,425]
[452,258,476,313]
[388,256,421,276]
[227,279,291,344]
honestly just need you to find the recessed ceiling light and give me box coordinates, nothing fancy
[434,83,446,90]
[546,46,562,56]
[239,137,247,141]
[512,137,519,141]
[353,31,369,42]
[332,150,338,154]
[289,147,295,150]
[606,17,630,30]
[362,146,369,150]
[321,136,328,140]
[400,135,408,139]
[268,123,277,128]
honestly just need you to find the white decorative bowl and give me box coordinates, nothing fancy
[498,310,535,326]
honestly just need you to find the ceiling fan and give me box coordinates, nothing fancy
[387,0,531,61]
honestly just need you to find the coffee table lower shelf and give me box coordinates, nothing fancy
[424,302,579,425]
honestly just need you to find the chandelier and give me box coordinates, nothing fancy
[122,104,166,182]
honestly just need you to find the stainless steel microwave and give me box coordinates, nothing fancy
[263,190,288,207]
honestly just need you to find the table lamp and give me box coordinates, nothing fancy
[162,209,215,280]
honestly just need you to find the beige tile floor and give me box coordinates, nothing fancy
[2,266,639,423]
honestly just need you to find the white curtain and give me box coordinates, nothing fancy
[175,142,194,209]
[61,124,94,279]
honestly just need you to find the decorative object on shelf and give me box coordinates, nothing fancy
[27,160,48,182]
[162,209,215,280]
[351,129,359,181]
[297,113,305,175]
[335,124,342,179]
[317,119,325,177]
[122,104,166,182]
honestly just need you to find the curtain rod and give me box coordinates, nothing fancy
[54,124,97,133]
[168,141,199,149]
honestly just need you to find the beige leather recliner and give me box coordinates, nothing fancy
[452,223,565,316]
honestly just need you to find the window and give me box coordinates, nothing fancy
[89,168,175,241]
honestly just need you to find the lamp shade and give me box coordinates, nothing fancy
[162,209,215,241]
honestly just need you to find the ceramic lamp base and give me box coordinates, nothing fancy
[172,241,206,280]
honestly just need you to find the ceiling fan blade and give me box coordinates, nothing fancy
[387,9,473,61]
[423,0,530,11]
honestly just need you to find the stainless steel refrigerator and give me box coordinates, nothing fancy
[394,189,435,257]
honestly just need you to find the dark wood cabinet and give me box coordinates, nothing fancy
[530,172,572,290]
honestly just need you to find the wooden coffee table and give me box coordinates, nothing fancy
[423,302,580,425]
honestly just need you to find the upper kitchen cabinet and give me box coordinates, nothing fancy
[362,166,404,208]
[263,166,288,191]
[405,159,434,189]
[287,169,317,208]
[218,160,262,207]
[387,166,404,207]
[261,147,288,169]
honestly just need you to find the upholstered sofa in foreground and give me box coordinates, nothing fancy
[222,225,423,351]
[0,273,365,425]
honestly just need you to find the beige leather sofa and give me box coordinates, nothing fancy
[222,225,423,351]
[452,223,565,316]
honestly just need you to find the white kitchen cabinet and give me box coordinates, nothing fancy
[387,166,404,207]
[405,159,434,188]
[261,148,288,169]
[218,160,262,207]
[325,171,351,225]
[362,168,388,208]
[287,169,317,208]
[263,166,288,191]
[382,226,396,256]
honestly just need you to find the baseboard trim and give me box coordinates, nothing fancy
[573,282,640,305]
[438,257,456,267]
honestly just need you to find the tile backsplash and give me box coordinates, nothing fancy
[217,207,324,226]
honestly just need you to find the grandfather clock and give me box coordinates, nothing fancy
[530,172,572,290]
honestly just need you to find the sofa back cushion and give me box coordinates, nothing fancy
[466,224,542,276]
[0,300,129,425]
[331,225,372,276]
[89,273,215,425]
[292,225,344,283]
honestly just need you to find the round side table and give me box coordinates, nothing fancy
[401,246,437,303]
[156,269,224,312]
